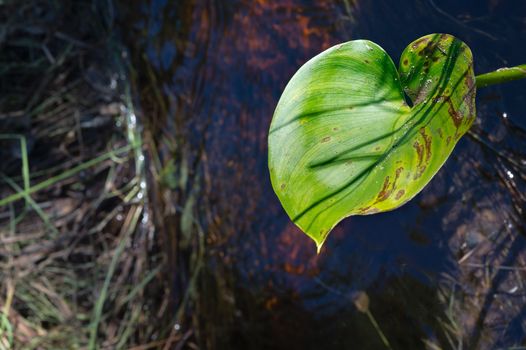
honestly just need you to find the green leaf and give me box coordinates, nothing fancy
[268,34,476,250]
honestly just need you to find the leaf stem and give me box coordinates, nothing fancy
[476,64,526,88]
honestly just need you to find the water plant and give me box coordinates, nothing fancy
[268,33,526,251]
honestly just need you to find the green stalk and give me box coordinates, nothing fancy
[476,64,526,88]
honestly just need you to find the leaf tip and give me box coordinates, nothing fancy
[314,236,327,254]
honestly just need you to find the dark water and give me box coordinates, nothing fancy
[119,1,526,349]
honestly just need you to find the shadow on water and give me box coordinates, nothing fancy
[117,0,526,349]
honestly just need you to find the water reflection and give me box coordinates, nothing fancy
[118,0,526,348]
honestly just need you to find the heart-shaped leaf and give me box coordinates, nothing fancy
[268,34,476,250]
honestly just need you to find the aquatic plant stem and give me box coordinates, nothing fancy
[365,309,393,349]
[476,64,526,88]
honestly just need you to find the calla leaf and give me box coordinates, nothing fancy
[268,34,476,250]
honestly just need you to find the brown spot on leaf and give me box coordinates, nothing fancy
[357,206,371,213]
[413,140,425,179]
[413,141,423,165]
[376,176,392,202]
[364,59,369,64]
[436,95,463,128]
[361,207,380,215]
[321,136,331,143]
[280,183,286,190]
[374,167,404,204]
[412,37,431,49]
[403,58,409,66]
[464,67,476,121]
[437,128,443,139]
[417,38,441,59]
[448,102,462,128]
[465,69,474,90]
[395,189,405,200]
[419,128,432,162]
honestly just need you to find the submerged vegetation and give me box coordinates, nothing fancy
[0,1,175,348]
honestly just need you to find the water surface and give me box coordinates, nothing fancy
[119,1,526,348]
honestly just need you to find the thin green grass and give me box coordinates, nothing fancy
[1,175,59,236]
[88,205,143,349]
[0,1,168,348]
[0,135,30,207]
[0,312,14,350]
[0,143,136,207]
